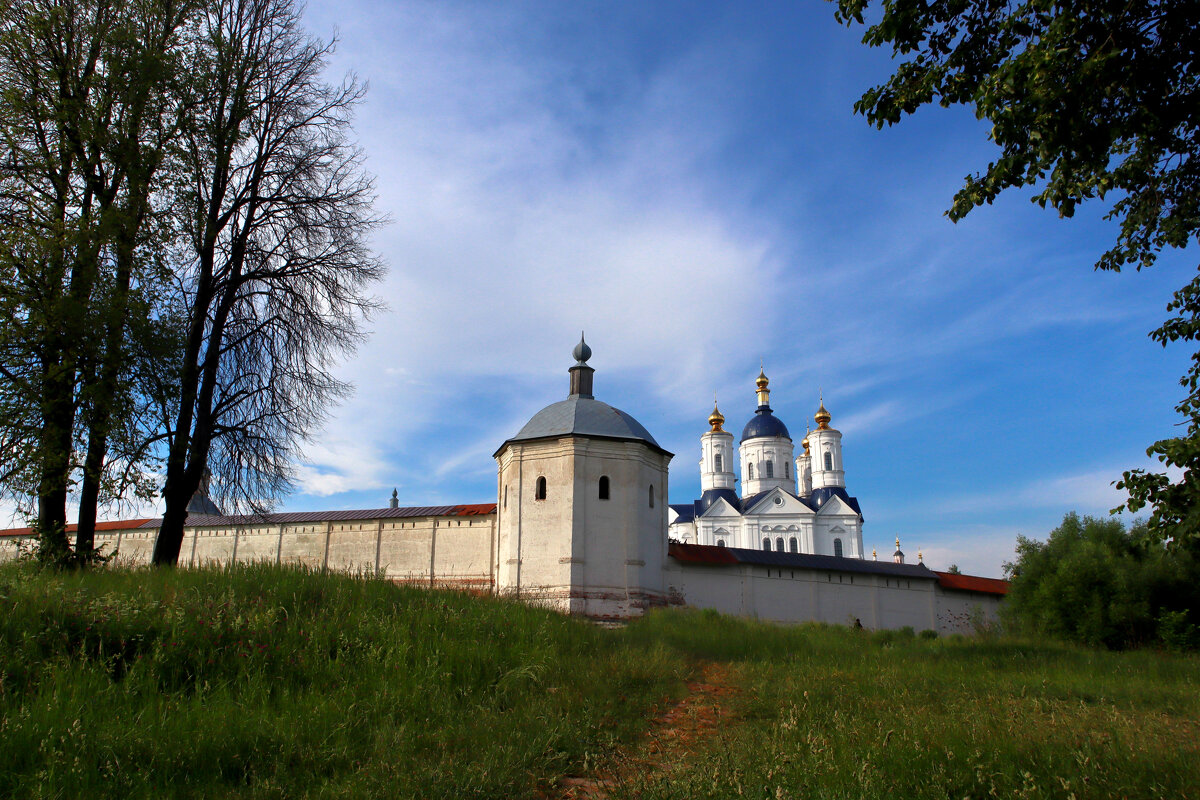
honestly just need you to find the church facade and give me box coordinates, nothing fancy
[0,338,1007,633]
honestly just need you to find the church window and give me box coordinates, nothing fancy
[762,537,771,550]
[789,537,798,553]
[824,452,833,471]
[535,476,547,501]
[775,537,784,551]
[649,484,655,508]
[717,539,726,547]
[714,453,722,472]
[599,476,610,500]
[834,538,843,557]
[747,463,754,480]
[785,462,790,479]
[765,460,774,478]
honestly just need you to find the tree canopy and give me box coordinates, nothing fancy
[0,0,381,566]
[1003,512,1199,649]
[835,0,1200,548]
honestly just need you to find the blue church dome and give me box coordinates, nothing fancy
[741,407,791,443]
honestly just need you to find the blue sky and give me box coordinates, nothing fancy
[9,1,1187,577]
[279,0,1194,577]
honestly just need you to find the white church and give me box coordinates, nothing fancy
[0,337,1007,633]
[666,368,866,560]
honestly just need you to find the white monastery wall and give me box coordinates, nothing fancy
[47,513,500,591]
[665,561,940,630]
[0,519,1002,634]
[935,588,1004,634]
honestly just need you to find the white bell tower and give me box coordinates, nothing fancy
[808,397,845,490]
[795,429,813,498]
[700,401,735,493]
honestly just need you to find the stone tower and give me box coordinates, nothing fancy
[493,335,673,618]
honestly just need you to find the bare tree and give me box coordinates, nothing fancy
[151,0,382,565]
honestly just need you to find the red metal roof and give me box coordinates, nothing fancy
[934,571,1009,596]
[452,503,497,516]
[0,519,152,539]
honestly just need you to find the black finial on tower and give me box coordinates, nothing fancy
[569,332,595,398]
[573,331,592,365]
[389,488,398,509]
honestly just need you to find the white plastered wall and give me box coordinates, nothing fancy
[740,436,796,496]
[495,436,671,619]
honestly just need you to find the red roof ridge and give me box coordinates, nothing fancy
[0,504,502,538]
[934,571,1009,596]
[0,519,153,539]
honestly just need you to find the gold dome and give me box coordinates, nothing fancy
[802,426,811,453]
[708,400,725,432]
[814,394,831,430]
[755,365,771,407]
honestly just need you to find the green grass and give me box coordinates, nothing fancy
[2,564,1198,799]
[0,562,685,799]
[620,610,1200,799]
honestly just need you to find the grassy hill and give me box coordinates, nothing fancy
[1,562,1197,799]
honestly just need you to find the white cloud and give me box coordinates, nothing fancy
[836,400,904,437]
[295,434,392,497]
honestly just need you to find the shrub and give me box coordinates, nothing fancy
[1003,513,1200,650]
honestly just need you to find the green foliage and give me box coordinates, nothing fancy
[1002,512,1200,649]
[1117,272,1200,551]
[833,0,1200,549]
[833,0,1198,270]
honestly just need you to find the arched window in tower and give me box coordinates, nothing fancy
[714,453,722,472]
[762,537,771,551]
[785,462,790,479]
[775,537,784,551]
[747,462,754,480]
[535,476,547,501]
[717,539,726,547]
[598,476,610,500]
[765,460,774,478]
[789,537,798,553]
[833,537,843,557]
[824,451,833,471]
[648,484,655,508]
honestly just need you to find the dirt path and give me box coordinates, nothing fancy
[550,660,739,799]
